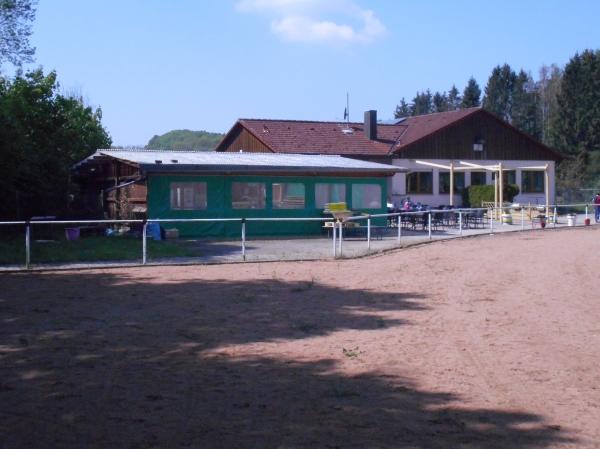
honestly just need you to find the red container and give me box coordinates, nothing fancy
[585,218,591,226]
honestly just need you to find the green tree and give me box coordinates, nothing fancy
[461,77,481,108]
[393,97,410,118]
[0,69,111,219]
[483,64,516,122]
[147,129,224,150]
[0,0,37,67]
[551,50,600,156]
[511,70,541,139]
[447,85,461,110]
[432,91,448,113]
[552,50,600,191]
[411,90,433,115]
[537,64,562,145]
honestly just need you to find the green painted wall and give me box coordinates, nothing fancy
[147,174,389,237]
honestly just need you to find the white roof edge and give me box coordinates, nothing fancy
[74,149,405,172]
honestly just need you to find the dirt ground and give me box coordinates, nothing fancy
[1,227,600,449]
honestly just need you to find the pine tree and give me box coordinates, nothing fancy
[511,70,541,139]
[483,64,516,122]
[411,90,433,115]
[461,77,481,108]
[394,98,411,118]
[551,50,600,157]
[447,85,461,110]
[432,91,449,112]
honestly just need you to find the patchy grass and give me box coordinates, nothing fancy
[0,236,200,265]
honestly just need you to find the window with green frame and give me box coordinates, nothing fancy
[272,183,305,209]
[522,171,544,193]
[170,182,207,210]
[406,172,432,194]
[231,182,266,209]
[439,172,465,194]
[315,183,346,208]
[352,184,381,208]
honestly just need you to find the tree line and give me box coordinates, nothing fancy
[394,49,600,193]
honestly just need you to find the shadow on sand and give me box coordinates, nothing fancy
[0,271,574,448]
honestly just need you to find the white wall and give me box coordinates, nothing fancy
[390,159,556,208]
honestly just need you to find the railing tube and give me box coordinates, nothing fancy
[521,208,525,231]
[367,217,371,251]
[241,218,246,261]
[142,221,147,265]
[553,207,557,228]
[489,210,494,234]
[397,214,402,242]
[25,222,31,270]
[459,211,463,236]
[586,205,589,220]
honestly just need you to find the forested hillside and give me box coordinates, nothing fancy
[146,129,224,150]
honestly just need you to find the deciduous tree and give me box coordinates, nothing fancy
[0,69,111,219]
[0,0,37,67]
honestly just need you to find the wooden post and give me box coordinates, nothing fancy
[449,162,455,206]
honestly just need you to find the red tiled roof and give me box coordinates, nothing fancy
[219,108,481,156]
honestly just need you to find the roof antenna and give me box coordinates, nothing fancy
[344,92,350,125]
[341,92,354,135]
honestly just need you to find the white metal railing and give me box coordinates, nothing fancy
[0,204,598,269]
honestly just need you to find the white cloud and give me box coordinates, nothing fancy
[236,0,386,45]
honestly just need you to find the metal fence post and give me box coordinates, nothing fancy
[25,221,31,270]
[332,220,337,258]
[489,210,494,234]
[585,205,589,221]
[338,220,343,257]
[142,221,147,265]
[553,207,557,228]
[367,217,371,251]
[521,208,525,231]
[241,218,246,261]
[459,211,463,236]
[428,212,432,240]
[397,214,402,243]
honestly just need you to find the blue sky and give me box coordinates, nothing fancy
[26,0,600,145]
